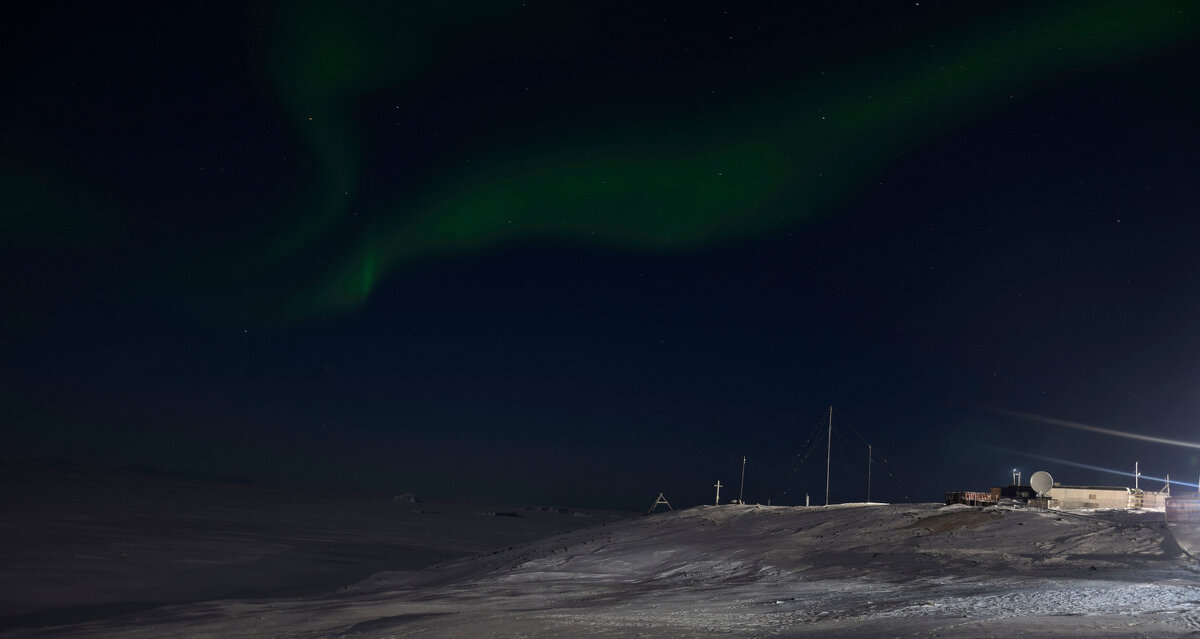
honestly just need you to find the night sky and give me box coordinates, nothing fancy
[4,1,1200,509]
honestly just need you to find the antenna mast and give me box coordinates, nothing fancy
[738,455,746,504]
[825,405,832,507]
[867,443,872,502]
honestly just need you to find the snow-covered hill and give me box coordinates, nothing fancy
[11,503,1200,638]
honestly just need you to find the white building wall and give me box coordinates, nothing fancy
[1140,491,1166,509]
[1046,486,1129,510]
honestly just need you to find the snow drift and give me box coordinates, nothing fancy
[11,503,1200,638]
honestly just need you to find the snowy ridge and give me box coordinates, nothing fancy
[11,503,1200,638]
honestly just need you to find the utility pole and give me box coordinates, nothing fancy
[738,455,747,504]
[825,405,832,506]
[714,480,723,506]
[867,444,873,503]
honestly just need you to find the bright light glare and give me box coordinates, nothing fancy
[988,446,1193,488]
[992,409,1200,450]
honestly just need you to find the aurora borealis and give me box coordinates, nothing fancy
[258,1,1198,318]
[4,2,1200,507]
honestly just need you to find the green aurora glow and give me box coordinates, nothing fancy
[260,2,1195,319]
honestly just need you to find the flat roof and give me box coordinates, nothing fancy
[1051,486,1132,491]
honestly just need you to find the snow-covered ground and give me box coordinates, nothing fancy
[11,501,1200,638]
[0,465,624,633]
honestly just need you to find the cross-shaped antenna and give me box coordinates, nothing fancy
[714,480,723,506]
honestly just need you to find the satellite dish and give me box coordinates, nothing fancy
[1030,471,1054,497]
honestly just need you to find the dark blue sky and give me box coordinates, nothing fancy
[4,1,1200,509]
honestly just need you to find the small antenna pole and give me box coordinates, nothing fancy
[738,455,747,504]
[1135,461,1140,490]
[714,480,723,506]
[825,405,833,506]
[867,444,873,502]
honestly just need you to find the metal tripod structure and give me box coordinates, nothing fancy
[647,492,673,514]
